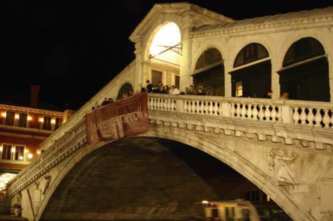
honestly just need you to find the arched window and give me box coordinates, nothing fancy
[149,22,181,65]
[117,83,134,99]
[231,43,271,98]
[279,37,329,101]
[192,48,224,96]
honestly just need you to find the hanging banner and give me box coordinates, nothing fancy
[85,92,149,145]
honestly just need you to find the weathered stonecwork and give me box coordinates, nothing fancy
[5,3,333,221]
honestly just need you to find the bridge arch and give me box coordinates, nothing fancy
[35,127,309,221]
[142,127,310,221]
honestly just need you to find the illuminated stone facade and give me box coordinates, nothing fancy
[5,3,333,221]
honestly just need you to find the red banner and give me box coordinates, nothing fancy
[85,92,149,145]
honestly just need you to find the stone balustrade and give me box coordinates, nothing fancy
[7,94,333,196]
[148,94,333,128]
[286,100,333,128]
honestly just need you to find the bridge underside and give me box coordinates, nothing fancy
[40,138,220,221]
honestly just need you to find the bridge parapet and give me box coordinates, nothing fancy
[149,94,333,149]
[149,94,333,128]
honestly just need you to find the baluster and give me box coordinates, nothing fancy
[264,105,271,122]
[271,105,277,122]
[258,104,264,121]
[246,104,252,120]
[307,108,314,126]
[209,101,213,115]
[300,107,307,125]
[252,105,258,120]
[241,104,247,119]
[292,107,300,125]
[214,102,219,115]
[323,109,330,128]
[313,108,320,127]
[230,103,235,117]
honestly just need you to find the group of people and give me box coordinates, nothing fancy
[91,90,136,111]
[144,80,180,95]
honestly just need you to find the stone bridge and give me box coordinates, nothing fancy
[6,93,333,221]
[5,2,333,221]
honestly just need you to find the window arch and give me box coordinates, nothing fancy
[283,37,325,67]
[234,43,269,68]
[148,22,181,65]
[279,37,329,101]
[117,83,134,99]
[192,48,225,96]
[195,48,223,71]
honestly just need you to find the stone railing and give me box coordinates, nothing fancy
[7,119,87,196]
[148,94,333,128]
[287,100,333,128]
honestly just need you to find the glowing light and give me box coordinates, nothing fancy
[1,112,6,118]
[149,22,181,64]
[11,147,16,153]
[36,150,41,155]
[14,114,20,120]
[51,118,56,125]
[24,148,29,154]
[27,115,33,121]
[0,145,3,152]
[38,117,44,123]
[202,200,209,205]
[18,156,24,161]
[27,153,33,160]
[0,173,17,191]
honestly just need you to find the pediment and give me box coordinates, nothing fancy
[129,2,234,42]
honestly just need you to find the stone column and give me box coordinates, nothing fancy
[271,57,281,100]
[329,54,333,103]
[134,41,144,92]
[180,24,193,92]
[224,52,232,97]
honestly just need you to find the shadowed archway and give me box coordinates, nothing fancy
[279,37,329,101]
[40,137,291,221]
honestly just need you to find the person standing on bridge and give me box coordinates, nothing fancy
[146,80,153,93]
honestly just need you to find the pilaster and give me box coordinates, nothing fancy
[180,23,193,91]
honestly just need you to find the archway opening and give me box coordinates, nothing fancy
[41,137,292,221]
[146,22,182,92]
[192,48,225,96]
[279,37,329,101]
[231,43,271,98]
[117,82,134,99]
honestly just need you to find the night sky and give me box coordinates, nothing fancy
[3,0,333,110]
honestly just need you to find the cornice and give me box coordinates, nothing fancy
[191,7,333,38]
[130,2,234,42]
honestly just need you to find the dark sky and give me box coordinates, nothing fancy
[2,0,333,110]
